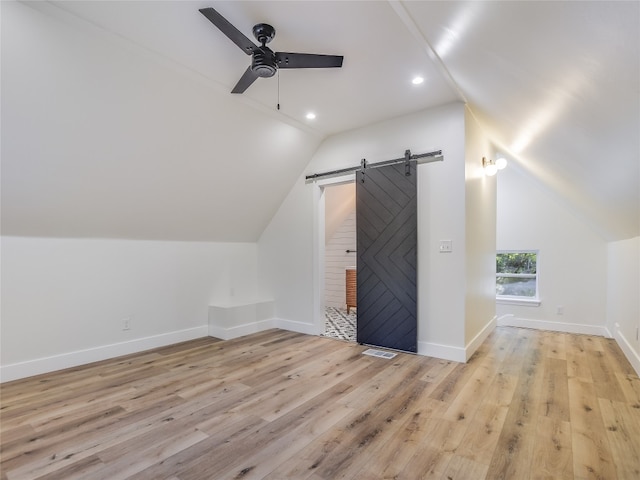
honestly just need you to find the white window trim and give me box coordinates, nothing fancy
[496,273,536,279]
[497,296,541,307]
[496,250,540,305]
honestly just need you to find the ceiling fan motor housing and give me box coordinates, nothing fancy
[252,23,275,45]
[252,47,277,78]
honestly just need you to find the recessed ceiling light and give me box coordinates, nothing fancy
[306,112,316,120]
[412,76,424,85]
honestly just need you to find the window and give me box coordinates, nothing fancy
[496,251,539,305]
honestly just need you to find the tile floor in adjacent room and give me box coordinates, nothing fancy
[322,306,356,342]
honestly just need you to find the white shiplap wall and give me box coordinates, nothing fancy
[325,210,357,308]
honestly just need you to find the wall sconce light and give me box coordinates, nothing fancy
[482,156,508,176]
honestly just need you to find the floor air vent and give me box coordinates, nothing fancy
[362,348,397,359]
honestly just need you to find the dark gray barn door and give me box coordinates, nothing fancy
[356,162,417,353]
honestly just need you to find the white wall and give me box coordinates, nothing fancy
[257,177,317,331]
[463,108,497,351]
[1,1,321,242]
[325,182,356,243]
[496,165,608,335]
[259,102,488,360]
[607,237,640,374]
[325,207,356,309]
[0,236,259,381]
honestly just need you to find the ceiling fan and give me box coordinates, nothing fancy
[199,7,344,94]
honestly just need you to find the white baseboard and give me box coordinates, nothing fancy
[497,314,611,337]
[208,317,318,341]
[417,317,497,364]
[274,318,319,336]
[465,316,497,361]
[208,319,276,340]
[0,326,208,383]
[613,325,640,377]
[207,300,277,340]
[418,341,466,363]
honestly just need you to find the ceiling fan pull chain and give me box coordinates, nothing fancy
[277,69,280,110]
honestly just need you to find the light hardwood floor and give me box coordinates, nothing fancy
[1,327,639,479]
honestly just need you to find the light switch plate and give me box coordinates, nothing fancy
[439,240,452,253]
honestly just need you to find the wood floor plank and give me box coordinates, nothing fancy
[485,331,545,479]
[598,398,640,479]
[586,348,627,402]
[615,371,640,405]
[568,377,617,479]
[455,372,517,464]
[453,400,509,466]
[89,428,209,480]
[318,379,434,479]
[230,346,366,422]
[566,347,594,384]
[440,454,489,480]
[217,396,355,480]
[428,361,475,403]
[531,416,573,480]
[30,454,105,480]
[441,358,497,424]
[261,357,433,480]
[176,382,357,480]
[359,398,448,479]
[135,413,268,479]
[542,330,567,360]
[1,327,638,480]
[540,357,570,422]
[0,406,127,465]
[398,418,458,479]
[279,359,427,480]
[603,337,638,376]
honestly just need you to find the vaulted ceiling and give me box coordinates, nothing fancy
[2,1,638,241]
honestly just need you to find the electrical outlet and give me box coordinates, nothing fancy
[556,305,564,315]
[122,317,132,331]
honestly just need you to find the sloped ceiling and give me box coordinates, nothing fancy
[2,0,638,242]
[402,0,639,241]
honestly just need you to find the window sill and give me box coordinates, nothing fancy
[496,296,541,307]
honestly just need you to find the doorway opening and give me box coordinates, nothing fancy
[321,181,357,342]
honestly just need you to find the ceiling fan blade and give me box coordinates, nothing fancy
[275,52,343,69]
[199,7,256,55]
[231,66,259,94]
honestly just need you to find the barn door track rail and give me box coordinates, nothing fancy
[305,149,443,183]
